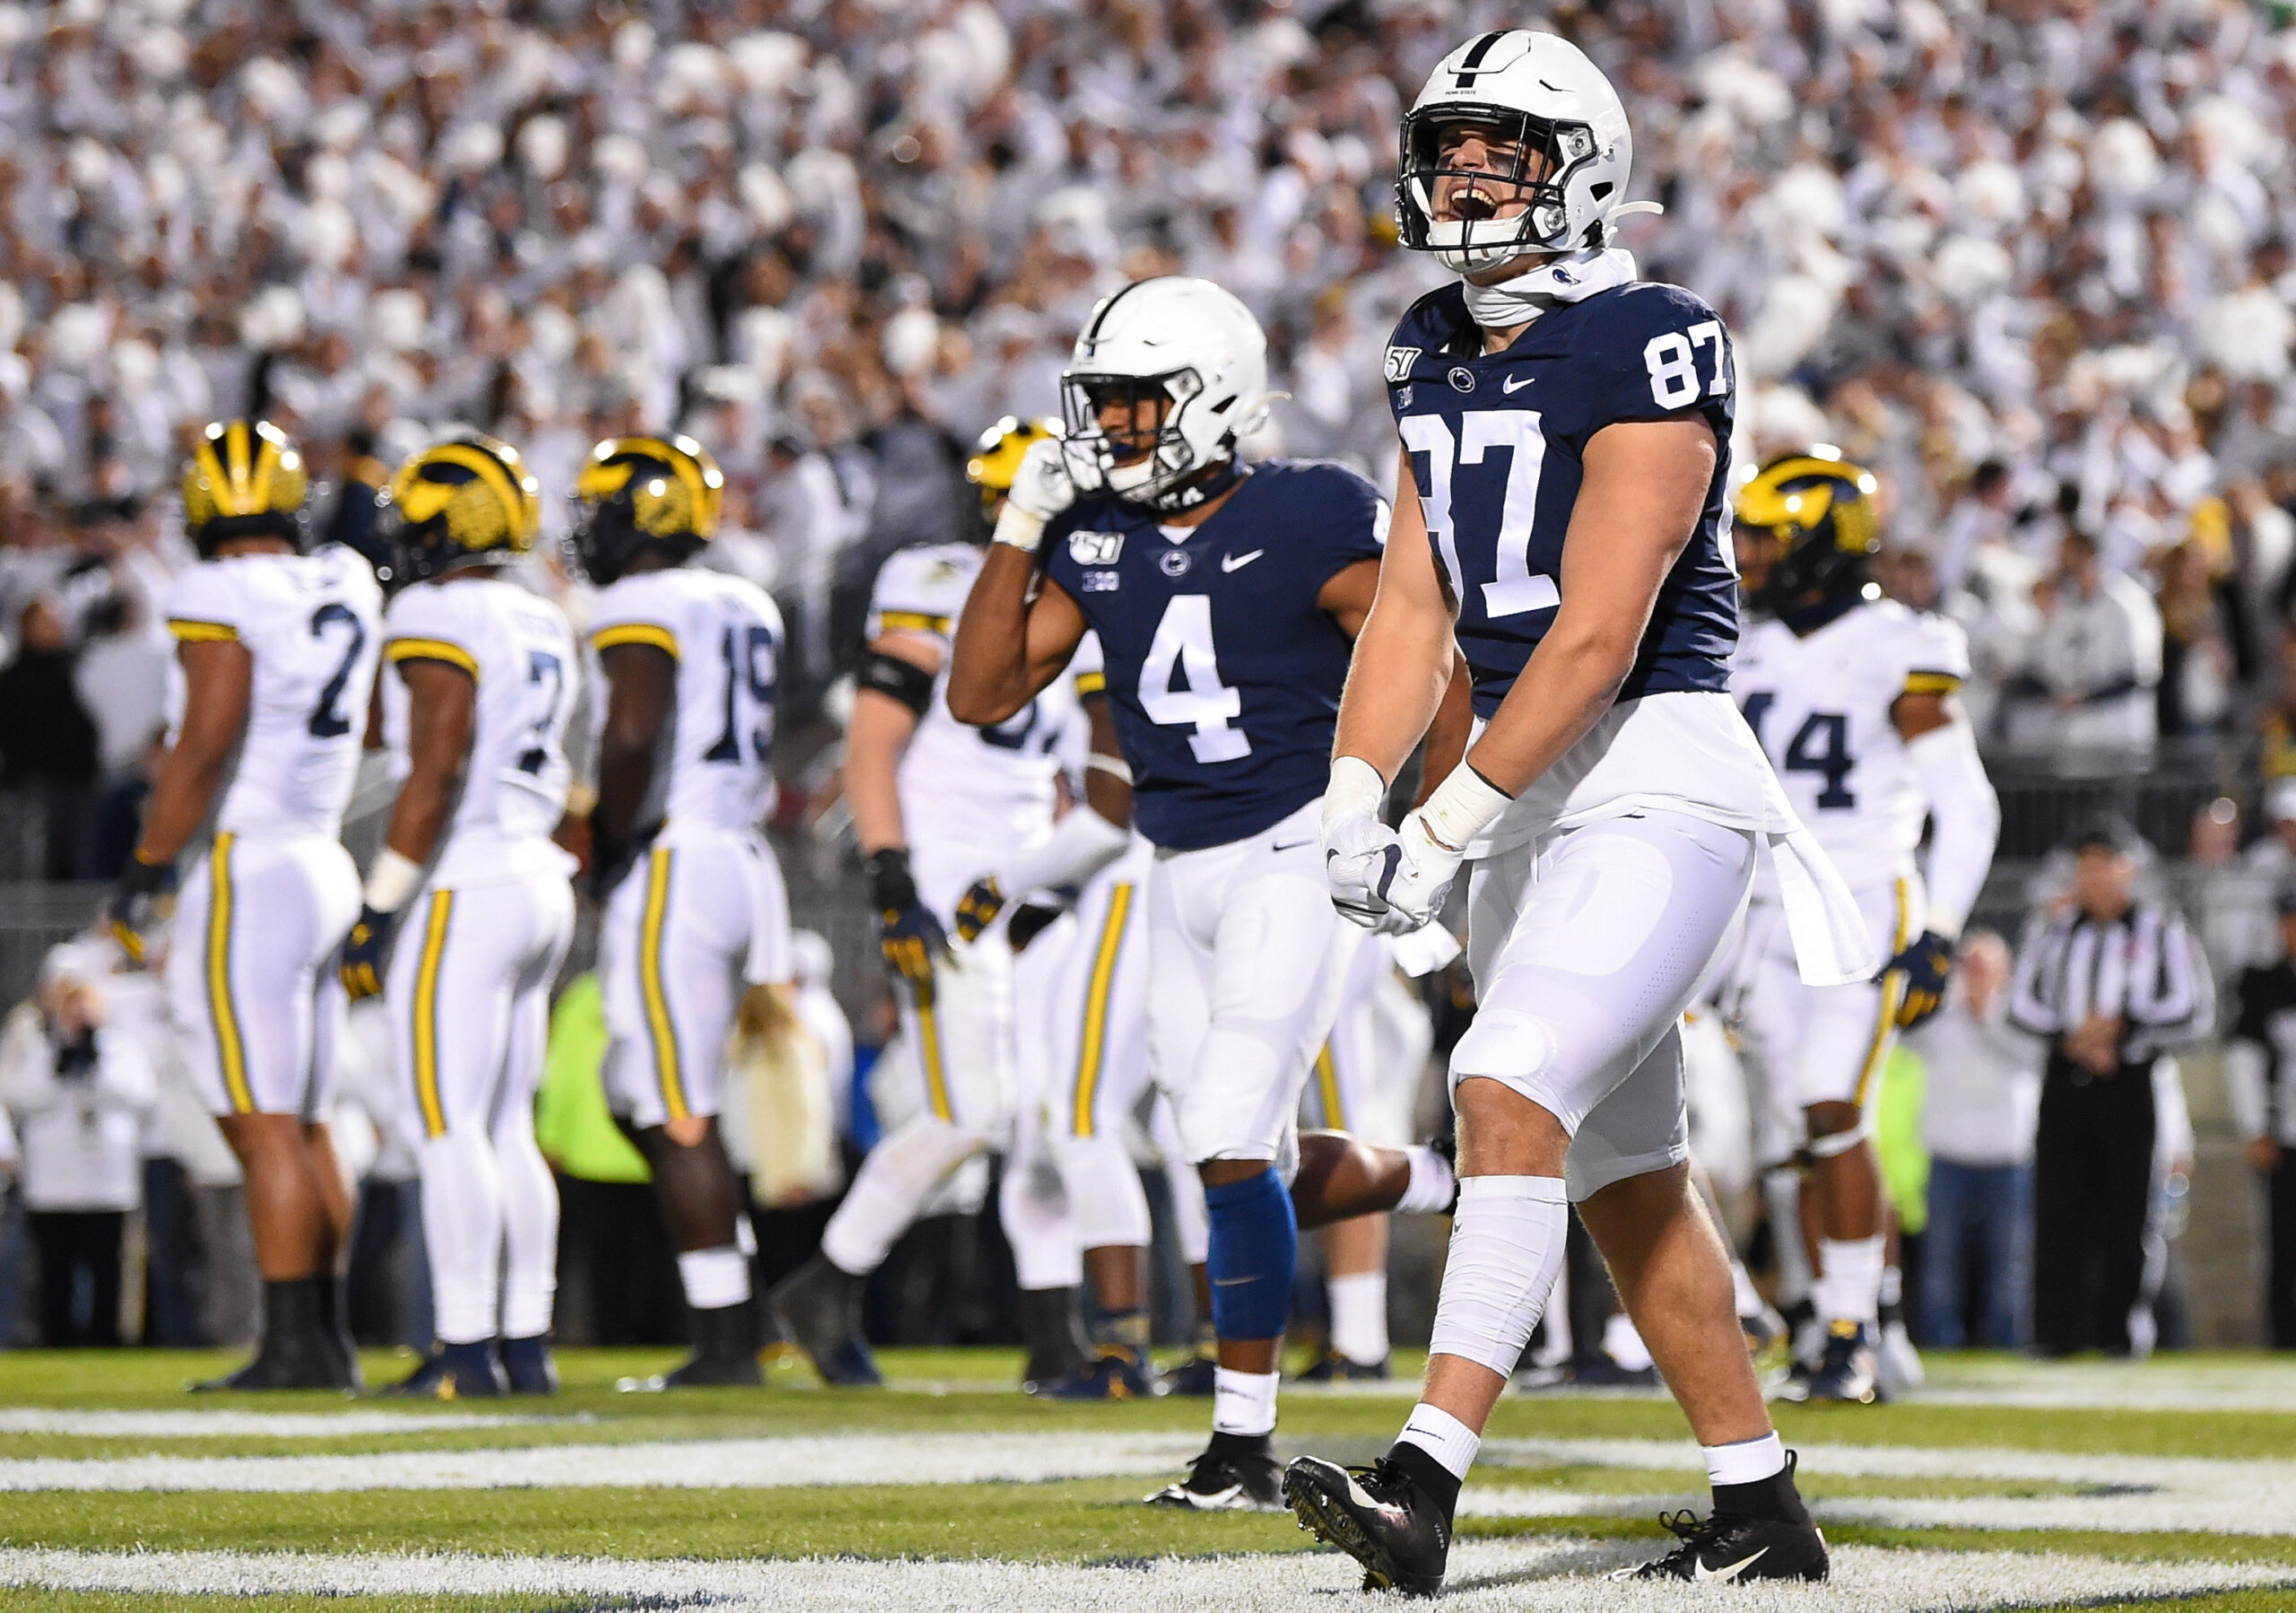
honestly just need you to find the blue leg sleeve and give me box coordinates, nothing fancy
[1203,1165,1298,1343]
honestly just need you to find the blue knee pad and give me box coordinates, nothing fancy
[1203,1165,1297,1342]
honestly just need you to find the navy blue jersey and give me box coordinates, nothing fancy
[1385,280,1739,719]
[1041,460,1386,850]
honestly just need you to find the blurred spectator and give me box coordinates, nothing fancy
[2153,538,2235,737]
[0,597,99,879]
[2011,532,2164,763]
[0,940,154,1347]
[2225,882,2296,1348]
[1909,930,2040,1349]
[2009,818,2213,1358]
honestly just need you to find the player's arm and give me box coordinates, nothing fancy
[592,641,676,891]
[1413,654,1474,809]
[1883,684,2002,1026]
[339,656,476,999]
[109,637,250,960]
[953,690,1133,945]
[1331,442,1461,786]
[946,435,1089,726]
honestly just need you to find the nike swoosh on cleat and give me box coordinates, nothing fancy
[1696,1548,1770,1582]
[1344,1475,1381,1509]
[1222,550,1265,571]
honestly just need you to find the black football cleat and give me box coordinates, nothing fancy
[383,1340,507,1399]
[1617,1507,1830,1583]
[1145,1433,1284,1512]
[1161,1339,1219,1397]
[1282,1454,1450,1596]
[192,1281,353,1392]
[1805,1319,1883,1404]
[626,1300,767,1391]
[769,1259,880,1387]
[1293,1348,1391,1382]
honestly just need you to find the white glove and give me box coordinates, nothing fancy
[1324,807,1413,934]
[992,437,1080,551]
[1326,760,1511,933]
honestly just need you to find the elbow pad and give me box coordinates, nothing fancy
[1906,719,1999,939]
[858,650,935,718]
[993,806,1131,899]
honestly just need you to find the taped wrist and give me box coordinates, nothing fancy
[1416,762,1513,853]
[858,649,935,718]
[991,501,1048,554]
[1322,754,1388,833]
[363,848,424,914]
[864,848,919,915]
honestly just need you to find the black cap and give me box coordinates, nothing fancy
[2071,813,2144,857]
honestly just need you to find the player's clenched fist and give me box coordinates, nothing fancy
[865,847,949,996]
[1881,929,1954,1029]
[990,437,1080,552]
[338,906,401,1001]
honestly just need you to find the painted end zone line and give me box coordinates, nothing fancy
[0,1542,2288,1613]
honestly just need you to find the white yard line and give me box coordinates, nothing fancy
[0,1540,2285,1611]
[0,1408,568,1439]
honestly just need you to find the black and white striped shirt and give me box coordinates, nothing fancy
[2007,902,2214,1064]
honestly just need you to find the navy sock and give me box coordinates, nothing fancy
[1203,1166,1298,1343]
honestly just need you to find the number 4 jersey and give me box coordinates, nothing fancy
[163,542,384,839]
[1733,597,1972,892]
[587,567,783,833]
[1040,460,1387,851]
[380,576,580,885]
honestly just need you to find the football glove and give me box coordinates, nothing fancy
[338,906,402,1001]
[106,853,171,966]
[866,848,948,996]
[1324,808,1463,937]
[1005,900,1070,955]
[991,437,1080,552]
[952,875,1006,944]
[1882,929,1954,1029]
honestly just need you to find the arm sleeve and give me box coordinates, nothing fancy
[2006,913,2064,1036]
[989,807,1131,898]
[1906,719,1998,939]
[1587,285,1736,447]
[865,549,968,646]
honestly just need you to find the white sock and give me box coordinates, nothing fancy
[819,1116,985,1276]
[1427,1176,1569,1376]
[1398,1401,1481,1480]
[1327,1269,1388,1365]
[492,1112,559,1339]
[1704,1431,1787,1487]
[1212,1367,1279,1437]
[1762,1168,1813,1307]
[1602,1311,1652,1372]
[1730,1257,1763,1319]
[677,1246,751,1311]
[420,1132,503,1346]
[1396,1144,1457,1215]
[1813,1234,1885,1327]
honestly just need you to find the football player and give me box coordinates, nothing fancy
[109,420,382,1390]
[1728,449,2001,1402]
[338,435,578,1398]
[573,434,796,1389]
[947,277,1457,1510]
[769,418,1094,1390]
[1280,31,1873,1590]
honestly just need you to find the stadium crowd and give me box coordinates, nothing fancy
[0,0,2293,1359]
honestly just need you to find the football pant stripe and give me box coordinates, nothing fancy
[639,847,690,1122]
[205,833,253,1114]
[917,989,953,1123]
[1853,876,1913,1110]
[1070,882,1134,1138]
[413,890,455,1138]
[1313,1040,1346,1132]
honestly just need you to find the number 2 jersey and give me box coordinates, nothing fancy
[163,543,384,840]
[379,575,579,886]
[866,541,1065,911]
[587,567,783,834]
[1039,460,1387,851]
[1732,597,1971,894]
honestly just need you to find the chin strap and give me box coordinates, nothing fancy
[1460,246,1640,328]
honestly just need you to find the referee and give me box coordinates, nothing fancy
[2227,880,2296,1347]
[2007,816,2213,1357]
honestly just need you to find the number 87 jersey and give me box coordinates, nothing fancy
[587,567,783,832]
[1385,276,1741,720]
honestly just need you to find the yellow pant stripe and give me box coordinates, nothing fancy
[639,847,688,1121]
[1071,883,1135,1138]
[1314,1042,1345,1131]
[917,993,952,1122]
[412,890,454,1138]
[206,833,252,1113]
[1853,876,1914,1109]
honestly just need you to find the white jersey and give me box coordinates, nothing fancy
[164,544,383,840]
[1732,597,1970,893]
[587,567,783,834]
[380,575,579,886]
[866,543,1065,901]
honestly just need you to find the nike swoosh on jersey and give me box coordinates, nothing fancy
[1696,1548,1770,1582]
[1502,374,1535,394]
[1222,550,1265,571]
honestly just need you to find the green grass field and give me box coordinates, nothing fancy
[0,1347,2288,1610]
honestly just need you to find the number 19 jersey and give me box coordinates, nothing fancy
[380,576,579,885]
[1732,597,1971,891]
[163,543,383,839]
[587,567,783,833]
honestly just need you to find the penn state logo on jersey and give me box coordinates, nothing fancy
[1385,278,1741,719]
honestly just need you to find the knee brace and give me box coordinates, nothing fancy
[1203,1164,1296,1342]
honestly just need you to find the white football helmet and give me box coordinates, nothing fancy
[1398,30,1640,274]
[1058,276,1276,513]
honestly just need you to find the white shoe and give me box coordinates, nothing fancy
[1878,1318,1925,1396]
